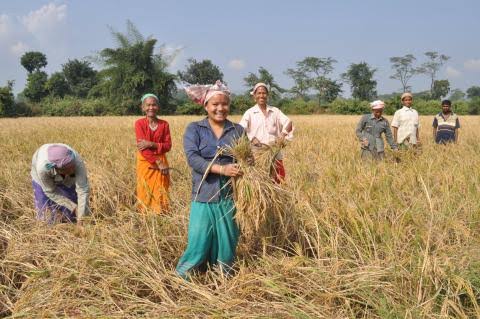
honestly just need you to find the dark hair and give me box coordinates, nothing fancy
[441,100,452,106]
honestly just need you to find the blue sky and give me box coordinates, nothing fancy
[1,0,479,96]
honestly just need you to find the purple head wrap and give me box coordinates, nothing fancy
[46,145,75,169]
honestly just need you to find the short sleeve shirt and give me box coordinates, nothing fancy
[391,106,420,144]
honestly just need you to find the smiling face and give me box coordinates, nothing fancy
[204,93,230,124]
[402,96,413,107]
[142,97,159,118]
[254,86,268,107]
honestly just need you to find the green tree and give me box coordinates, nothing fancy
[243,67,284,101]
[313,77,342,103]
[96,20,177,111]
[389,54,419,92]
[417,51,450,96]
[178,58,223,84]
[341,62,377,100]
[46,72,70,98]
[449,88,465,101]
[466,86,480,99]
[286,57,342,103]
[62,59,98,98]
[431,79,450,100]
[24,71,48,102]
[284,68,309,98]
[302,57,342,103]
[0,81,15,116]
[20,51,47,73]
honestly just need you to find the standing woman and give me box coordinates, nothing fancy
[31,143,90,225]
[176,80,244,278]
[239,82,293,183]
[135,93,172,213]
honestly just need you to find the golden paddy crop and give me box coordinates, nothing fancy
[0,115,479,318]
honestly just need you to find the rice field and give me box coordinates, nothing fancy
[1,115,479,318]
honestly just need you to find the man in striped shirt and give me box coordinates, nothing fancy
[432,100,460,144]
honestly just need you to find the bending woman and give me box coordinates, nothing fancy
[176,80,244,278]
[31,143,89,225]
[135,93,172,213]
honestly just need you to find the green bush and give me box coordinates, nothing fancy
[175,101,204,115]
[0,82,15,117]
[4,95,476,117]
[230,95,253,115]
[278,98,322,114]
[452,101,468,115]
[40,97,115,116]
[384,97,468,115]
[329,98,370,115]
[468,97,480,115]
[412,100,441,115]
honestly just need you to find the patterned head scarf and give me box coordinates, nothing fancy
[141,93,159,104]
[370,100,385,110]
[185,80,230,105]
[46,145,75,170]
[250,82,269,95]
[401,92,413,101]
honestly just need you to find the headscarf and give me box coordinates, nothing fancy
[185,80,230,105]
[46,145,75,170]
[401,92,413,101]
[370,100,385,110]
[141,93,159,104]
[250,82,269,95]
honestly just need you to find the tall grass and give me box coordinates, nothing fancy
[0,115,479,318]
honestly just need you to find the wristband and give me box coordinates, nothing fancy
[220,165,225,176]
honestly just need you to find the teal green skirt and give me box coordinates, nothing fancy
[176,185,239,278]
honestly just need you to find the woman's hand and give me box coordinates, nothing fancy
[221,164,243,177]
[137,139,155,151]
[155,159,170,175]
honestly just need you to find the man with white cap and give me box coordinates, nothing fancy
[355,100,398,160]
[391,92,420,149]
[239,82,293,182]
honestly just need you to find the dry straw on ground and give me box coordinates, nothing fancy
[1,115,479,318]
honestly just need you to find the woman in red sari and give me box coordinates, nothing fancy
[135,93,172,213]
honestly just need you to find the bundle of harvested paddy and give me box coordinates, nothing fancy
[221,136,294,250]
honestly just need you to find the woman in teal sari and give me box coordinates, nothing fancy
[176,80,244,278]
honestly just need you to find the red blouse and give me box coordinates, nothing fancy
[135,117,172,164]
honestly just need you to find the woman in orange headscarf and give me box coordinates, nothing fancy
[135,93,171,213]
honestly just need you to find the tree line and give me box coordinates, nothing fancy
[1,21,480,117]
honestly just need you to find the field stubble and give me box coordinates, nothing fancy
[0,115,479,318]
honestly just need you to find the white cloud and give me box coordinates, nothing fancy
[0,14,11,37]
[10,41,29,56]
[228,59,246,70]
[21,3,67,35]
[464,59,480,72]
[445,66,461,78]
